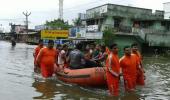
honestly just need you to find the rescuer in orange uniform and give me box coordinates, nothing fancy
[105,43,120,96]
[33,39,44,73]
[36,40,57,78]
[119,46,138,92]
[131,43,145,86]
[105,46,110,55]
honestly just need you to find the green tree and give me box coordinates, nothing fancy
[45,19,72,30]
[103,28,115,46]
[72,18,82,26]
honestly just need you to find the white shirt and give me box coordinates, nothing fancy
[58,50,65,65]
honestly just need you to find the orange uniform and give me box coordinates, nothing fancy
[106,53,120,96]
[105,47,110,55]
[119,55,138,91]
[34,45,43,66]
[36,47,56,78]
[132,51,145,86]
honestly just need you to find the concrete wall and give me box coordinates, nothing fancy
[163,2,170,19]
[86,4,165,31]
[133,28,170,47]
[107,4,163,20]
[101,16,114,31]
[150,21,165,30]
[147,33,170,47]
[121,18,133,27]
[86,4,164,20]
[107,4,152,19]
[113,35,142,56]
[86,5,108,19]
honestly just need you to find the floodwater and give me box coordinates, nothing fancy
[0,41,170,100]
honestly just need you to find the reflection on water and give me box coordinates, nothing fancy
[121,92,140,100]
[0,41,170,100]
[32,79,56,99]
[32,77,108,100]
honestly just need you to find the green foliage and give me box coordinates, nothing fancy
[45,19,72,30]
[103,28,115,46]
[95,39,104,45]
[72,18,82,26]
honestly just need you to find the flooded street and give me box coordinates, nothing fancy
[0,41,170,100]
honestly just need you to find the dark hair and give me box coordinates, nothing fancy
[101,45,106,50]
[131,42,138,47]
[56,44,61,48]
[110,43,117,49]
[63,44,68,48]
[76,43,82,50]
[39,39,43,43]
[48,40,54,44]
[124,46,130,51]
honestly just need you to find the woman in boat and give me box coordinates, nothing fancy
[93,45,108,67]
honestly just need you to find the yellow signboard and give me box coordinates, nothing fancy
[41,30,69,40]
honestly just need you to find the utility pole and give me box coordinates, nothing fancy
[59,0,63,20]
[23,11,31,33]
[23,11,31,42]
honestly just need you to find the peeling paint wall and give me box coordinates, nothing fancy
[113,35,142,56]
[101,16,114,31]
[150,21,165,30]
[147,33,170,47]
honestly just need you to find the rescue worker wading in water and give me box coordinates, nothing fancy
[131,43,145,86]
[36,40,57,78]
[119,46,138,92]
[105,43,121,96]
[33,39,44,73]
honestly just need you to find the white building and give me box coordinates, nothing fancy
[163,2,170,19]
[15,25,26,34]
[35,25,47,31]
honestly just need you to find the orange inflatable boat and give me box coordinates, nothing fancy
[55,67,107,87]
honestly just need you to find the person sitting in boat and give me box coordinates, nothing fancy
[83,50,98,68]
[90,44,105,67]
[67,43,85,69]
[58,44,68,72]
[92,44,101,60]
[89,43,95,56]
[97,45,108,67]
[55,44,62,72]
